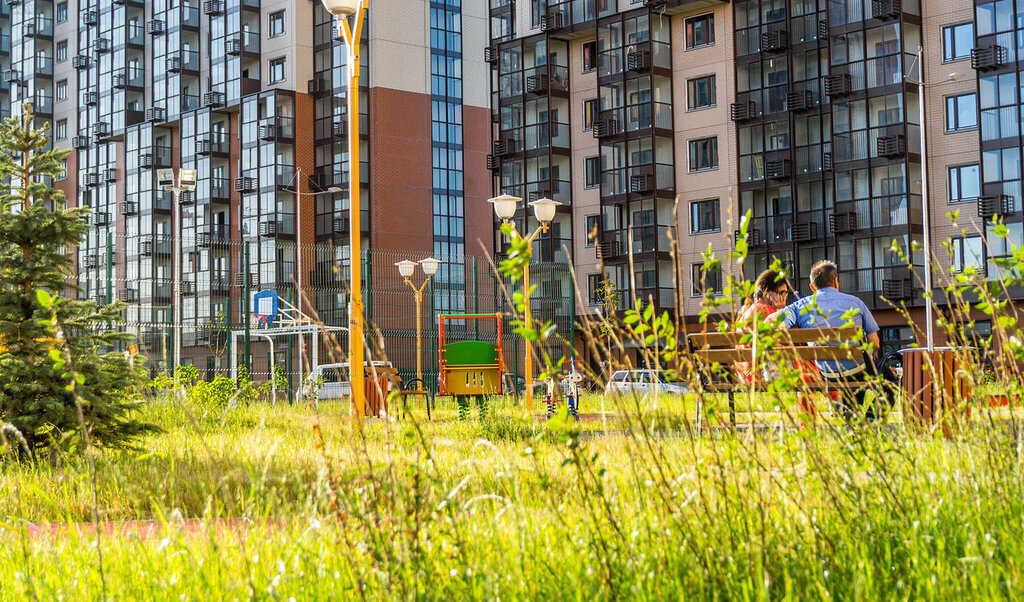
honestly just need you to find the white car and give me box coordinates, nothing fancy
[605,370,689,396]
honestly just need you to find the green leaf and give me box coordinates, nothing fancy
[36,289,52,309]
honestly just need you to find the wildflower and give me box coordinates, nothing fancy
[450,568,459,578]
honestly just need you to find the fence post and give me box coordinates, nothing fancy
[244,241,251,378]
[473,256,479,340]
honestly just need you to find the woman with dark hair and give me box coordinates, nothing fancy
[735,270,791,383]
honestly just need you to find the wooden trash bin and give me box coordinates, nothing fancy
[363,365,399,418]
[900,348,972,435]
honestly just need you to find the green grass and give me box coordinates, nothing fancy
[2,394,1024,600]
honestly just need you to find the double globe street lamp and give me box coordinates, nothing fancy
[488,193,560,413]
[395,257,440,394]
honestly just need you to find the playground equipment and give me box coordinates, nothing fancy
[438,314,504,419]
[544,359,583,420]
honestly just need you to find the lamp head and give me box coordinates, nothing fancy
[395,260,417,279]
[327,186,343,193]
[488,193,521,221]
[321,0,360,17]
[419,257,440,277]
[179,168,197,189]
[528,197,561,224]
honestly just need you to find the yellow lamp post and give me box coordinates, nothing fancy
[488,194,560,413]
[396,257,440,392]
[322,0,367,430]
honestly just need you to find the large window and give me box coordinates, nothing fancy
[55,80,67,102]
[55,119,66,140]
[692,263,722,296]
[945,93,978,132]
[685,14,714,49]
[56,40,67,63]
[56,2,67,23]
[942,23,974,62]
[585,215,599,247]
[582,40,597,73]
[686,75,716,110]
[269,57,286,83]
[951,236,985,273]
[584,156,600,188]
[691,199,720,233]
[688,137,718,172]
[948,164,980,203]
[583,98,598,131]
[269,10,285,37]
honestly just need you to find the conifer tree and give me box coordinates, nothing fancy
[0,105,156,456]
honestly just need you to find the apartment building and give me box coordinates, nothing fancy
[3,0,491,382]
[487,0,1018,354]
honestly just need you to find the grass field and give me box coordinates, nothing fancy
[2,393,1024,600]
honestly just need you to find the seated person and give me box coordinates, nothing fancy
[769,260,888,420]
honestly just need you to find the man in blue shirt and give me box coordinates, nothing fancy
[770,260,886,420]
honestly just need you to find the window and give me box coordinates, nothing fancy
[685,14,714,49]
[584,156,600,189]
[945,93,978,131]
[56,158,67,181]
[55,80,67,102]
[587,274,602,305]
[686,75,716,110]
[692,263,723,296]
[531,0,543,27]
[688,137,718,172]
[582,40,597,72]
[269,10,285,37]
[691,199,720,233]
[585,215,599,247]
[55,119,67,140]
[56,2,67,23]
[269,57,286,83]
[948,164,980,203]
[56,41,68,63]
[583,98,598,131]
[951,236,985,273]
[943,23,974,62]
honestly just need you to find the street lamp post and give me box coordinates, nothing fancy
[908,46,964,352]
[322,0,367,429]
[488,193,560,413]
[396,257,440,391]
[158,168,196,376]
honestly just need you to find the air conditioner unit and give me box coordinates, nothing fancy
[258,124,277,140]
[790,222,818,243]
[761,30,788,53]
[829,211,858,234]
[85,254,101,268]
[72,136,90,149]
[234,177,256,193]
[730,101,757,122]
[90,212,110,226]
[629,172,652,193]
[526,74,548,94]
[94,38,110,53]
[196,139,212,155]
[626,49,650,72]
[92,122,109,137]
[72,55,92,69]
[593,119,616,138]
[105,168,117,182]
[166,55,182,72]
[181,281,195,296]
[486,154,500,170]
[146,19,165,35]
[765,159,792,180]
[332,121,347,137]
[119,288,139,303]
[2,69,21,83]
[145,107,166,122]
[877,135,906,158]
[82,11,98,25]
[484,46,498,64]
[139,153,154,168]
[787,90,813,112]
[871,0,901,20]
[978,194,1013,218]
[179,191,196,205]
[83,91,98,106]
[333,216,349,234]
[203,0,224,15]
[882,278,912,300]
[85,172,101,186]
[259,221,278,236]
[204,91,225,107]
[112,72,127,88]
[225,38,242,55]
[824,73,852,97]
[540,12,564,32]
[972,45,1008,71]
[120,201,137,215]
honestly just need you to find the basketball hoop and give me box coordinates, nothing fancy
[250,313,268,329]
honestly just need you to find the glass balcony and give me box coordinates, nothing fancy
[181,94,200,111]
[127,23,145,46]
[34,55,53,77]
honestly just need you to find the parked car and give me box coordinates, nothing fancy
[605,370,689,396]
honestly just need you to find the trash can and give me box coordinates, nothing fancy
[360,362,398,418]
[899,347,972,435]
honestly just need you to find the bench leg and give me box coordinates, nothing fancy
[729,391,737,432]
[695,396,704,437]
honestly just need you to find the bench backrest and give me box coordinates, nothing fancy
[686,327,865,365]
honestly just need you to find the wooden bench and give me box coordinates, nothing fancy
[686,327,874,432]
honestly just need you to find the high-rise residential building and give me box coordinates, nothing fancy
[486,0,1018,357]
[3,0,493,386]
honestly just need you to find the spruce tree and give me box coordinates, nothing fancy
[0,105,156,456]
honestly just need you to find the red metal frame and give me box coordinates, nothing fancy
[438,313,504,396]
